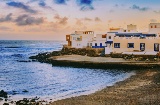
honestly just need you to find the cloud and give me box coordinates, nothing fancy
[53,0,68,4]
[154,10,160,14]
[84,17,92,21]
[108,20,112,23]
[0,13,13,22]
[150,19,157,23]
[39,1,46,7]
[75,18,83,26]
[15,14,44,26]
[54,14,68,25]
[6,1,37,13]
[130,5,149,12]
[0,26,13,31]
[76,0,94,11]
[114,4,118,7]
[95,17,101,22]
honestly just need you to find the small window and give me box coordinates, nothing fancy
[95,43,97,46]
[151,26,153,28]
[154,43,159,51]
[140,43,145,51]
[155,25,157,28]
[90,43,92,46]
[87,43,89,47]
[128,43,134,48]
[114,43,120,48]
[109,36,111,39]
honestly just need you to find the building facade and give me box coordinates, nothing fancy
[66,31,106,48]
[112,33,160,53]
[105,23,160,55]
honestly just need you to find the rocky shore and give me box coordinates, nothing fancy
[29,47,160,70]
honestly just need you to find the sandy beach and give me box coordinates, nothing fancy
[50,70,160,105]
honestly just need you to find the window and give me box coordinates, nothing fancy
[128,43,134,48]
[95,43,97,46]
[109,36,111,39]
[90,43,92,46]
[114,43,120,48]
[151,26,153,28]
[155,25,157,28]
[140,43,145,51]
[154,43,159,51]
[87,43,89,47]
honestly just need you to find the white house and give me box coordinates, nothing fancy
[66,31,94,48]
[105,23,160,55]
[66,31,106,48]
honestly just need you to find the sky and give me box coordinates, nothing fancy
[0,0,160,40]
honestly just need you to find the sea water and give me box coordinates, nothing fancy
[0,40,134,102]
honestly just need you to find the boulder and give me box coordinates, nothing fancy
[0,90,8,98]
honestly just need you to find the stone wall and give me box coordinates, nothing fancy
[61,46,104,57]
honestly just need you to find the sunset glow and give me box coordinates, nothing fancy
[0,0,160,40]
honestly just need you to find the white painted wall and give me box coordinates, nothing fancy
[149,23,160,34]
[70,31,94,48]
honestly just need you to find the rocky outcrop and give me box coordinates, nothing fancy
[0,90,8,98]
[61,47,104,57]
[29,47,104,62]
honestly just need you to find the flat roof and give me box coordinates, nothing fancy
[115,33,156,37]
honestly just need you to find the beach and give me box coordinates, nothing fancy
[51,69,160,105]
[27,53,160,105]
[36,55,160,105]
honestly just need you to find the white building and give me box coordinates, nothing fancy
[105,23,160,55]
[66,31,106,48]
[91,34,106,48]
[127,24,137,32]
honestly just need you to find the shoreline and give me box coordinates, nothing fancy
[29,54,160,104]
[50,70,160,105]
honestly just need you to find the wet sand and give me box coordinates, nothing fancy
[50,70,160,105]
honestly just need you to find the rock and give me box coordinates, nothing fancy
[16,98,40,105]
[22,89,28,93]
[0,90,8,98]
[0,98,3,101]
[3,103,9,105]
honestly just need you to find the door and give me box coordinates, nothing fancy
[100,43,102,48]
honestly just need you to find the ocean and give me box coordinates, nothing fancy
[0,40,134,102]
